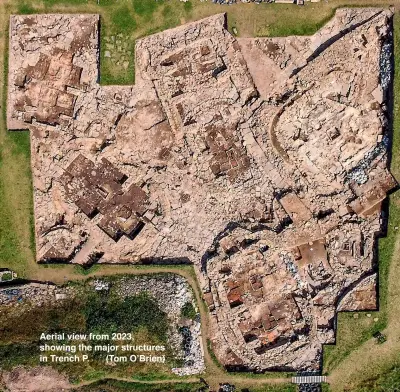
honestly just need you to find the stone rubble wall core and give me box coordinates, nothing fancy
[6,9,397,371]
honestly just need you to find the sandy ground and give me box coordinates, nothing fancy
[1,367,70,392]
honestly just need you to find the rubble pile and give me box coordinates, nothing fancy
[172,322,204,376]
[299,384,322,392]
[0,283,70,306]
[116,275,193,315]
[7,9,396,371]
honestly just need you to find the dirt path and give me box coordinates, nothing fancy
[328,236,400,391]
[72,375,201,389]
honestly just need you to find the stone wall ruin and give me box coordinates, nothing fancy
[7,9,397,371]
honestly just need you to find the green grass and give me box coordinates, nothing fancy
[321,384,331,392]
[8,132,30,158]
[0,272,13,281]
[183,1,193,14]
[0,12,35,277]
[111,6,137,33]
[74,264,101,276]
[263,4,336,36]
[230,371,295,380]
[0,277,174,382]
[128,373,195,382]
[0,132,34,276]
[352,365,400,391]
[81,369,107,382]
[42,0,89,6]
[244,385,296,392]
[132,0,161,18]
[17,3,36,14]
[98,0,194,85]
[74,379,205,392]
[180,302,197,320]
[0,343,39,369]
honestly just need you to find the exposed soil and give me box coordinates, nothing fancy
[1,367,71,392]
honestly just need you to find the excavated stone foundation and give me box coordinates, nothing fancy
[7,9,396,371]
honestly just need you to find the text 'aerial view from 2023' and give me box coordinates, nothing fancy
[1,1,400,392]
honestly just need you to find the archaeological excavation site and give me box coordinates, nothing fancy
[6,8,397,372]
